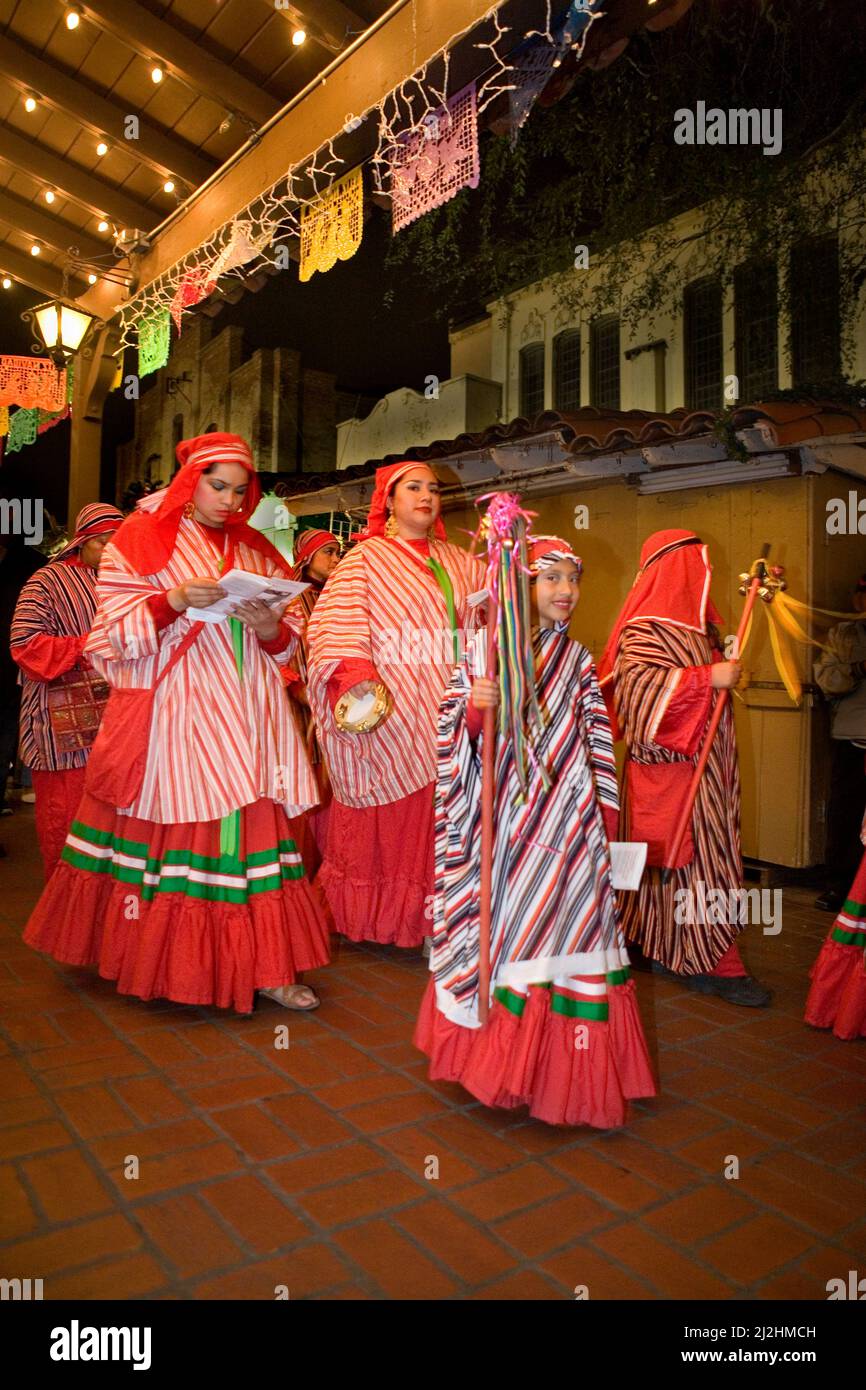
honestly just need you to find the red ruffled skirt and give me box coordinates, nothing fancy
[318,784,434,948]
[23,792,331,1014]
[414,972,656,1129]
[805,851,866,1040]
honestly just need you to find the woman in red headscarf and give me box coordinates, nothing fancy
[11,503,124,878]
[598,529,770,1007]
[415,535,655,1127]
[306,462,484,948]
[21,434,330,1014]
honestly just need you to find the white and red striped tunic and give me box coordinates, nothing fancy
[85,517,318,824]
[306,537,484,807]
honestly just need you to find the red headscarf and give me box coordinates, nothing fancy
[109,432,290,577]
[57,502,124,560]
[598,529,724,691]
[364,461,447,541]
[527,534,583,576]
[290,528,339,581]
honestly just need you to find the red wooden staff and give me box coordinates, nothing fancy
[660,544,771,886]
[478,617,498,1023]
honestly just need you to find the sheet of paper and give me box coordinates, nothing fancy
[608,841,648,891]
[187,569,309,624]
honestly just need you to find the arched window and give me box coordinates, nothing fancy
[590,315,620,410]
[684,277,723,410]
[553,329,581,412]
[519,343,545,418]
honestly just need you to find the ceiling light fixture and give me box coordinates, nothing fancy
[163,179,175,194]
[65,6,81,30]
[87,273,98,284]
[96,141,108,157]
[44,189,56,204]
[24,92,38,113]
[30,244,41,256]
[97,219,109,233]
[151,64,164,83]
[292,30,306,47]
[2,277,12,290]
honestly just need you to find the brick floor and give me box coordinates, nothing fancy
[0,804,864,1300]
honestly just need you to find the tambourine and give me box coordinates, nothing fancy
[334,683,392,734]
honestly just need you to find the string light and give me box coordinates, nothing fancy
[23,92,38,113]
[151,65,164,83]
[163,179,175,194]
[44,190,56,204]
[97,219,109,232]
[88,273,98,284]
[96,141,108,156]
[2,277,12,290]
[292,30,306,47]
[30,244,41,256]
[65,6,81,30]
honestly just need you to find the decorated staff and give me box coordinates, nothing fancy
[475,493,542,1019]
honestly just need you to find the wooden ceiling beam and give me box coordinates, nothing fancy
[0,35,215,189]
[0,187,107,262]
[0,121,156,230]
[0,242,89,299]
[80,0,280,128]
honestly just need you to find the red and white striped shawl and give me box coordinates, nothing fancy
[85,516,318,824]
[306,537,485,807]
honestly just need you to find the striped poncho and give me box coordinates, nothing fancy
[306,536,484,808]
[11,558,99,771]
[431,624,627,1028]
[85,516,318,823]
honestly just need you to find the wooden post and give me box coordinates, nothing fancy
[68,324,122,522]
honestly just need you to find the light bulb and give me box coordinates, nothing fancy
[88,273,98,284]
[2,277,12,290]
[96,141,108,157]
[66,7,81,30]
[292,29,306,46]
[97,220,109,232]
[24,94,37,113]
[163,179,175,193]
[151,65,164,83]
[30,244,41,256]
[44,189,56,204]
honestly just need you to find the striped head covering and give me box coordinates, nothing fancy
[290,528,340,582]
[57,502,124,560]
[109,432,288,577]
[597,529,724,699]
[365,461,447,541]
[528,534,583,576]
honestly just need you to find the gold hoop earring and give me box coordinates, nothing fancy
[183,501,195,519]
[385,513,399,539]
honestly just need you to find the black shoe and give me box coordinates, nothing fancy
[814,889,843,913]
[686,973,772,1008]
[650,960,680,981]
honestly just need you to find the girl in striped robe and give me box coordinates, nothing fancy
[598,529,770,1007]
[307,462,484,949]
[11,504,123,878]
[414,537,655,1128]
[22,434,330,1015]
[805,794,866,1039]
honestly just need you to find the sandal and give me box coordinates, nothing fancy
[258,984,321,1011]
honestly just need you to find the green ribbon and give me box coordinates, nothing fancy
[219,612,244,860]
[425,555,460,664]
